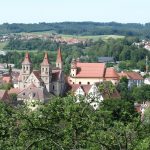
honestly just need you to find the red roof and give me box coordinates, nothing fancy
[8,88,21,94]
[119,72,143,80]
[71,84,92,95]
[76,63,105,78]
[2,76,12,83]
[105,67,119,78]
[56,47,62,63]
[22,52,32,64]
[41,52,50,65]
[32,70,41,81]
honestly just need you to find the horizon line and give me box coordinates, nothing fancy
[0,21,150,25]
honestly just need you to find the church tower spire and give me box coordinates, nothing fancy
[22,52,32,83]
[56,47,63,69]
[41,52,52,92]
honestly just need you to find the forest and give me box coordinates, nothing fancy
[2,37,150,73]
[1,22,150,38]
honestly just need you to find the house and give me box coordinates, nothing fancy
[71,82,120,110]
[144,77,150,85]
[71,83,103,110]
[68,58,119,86]
[118,71,144,88]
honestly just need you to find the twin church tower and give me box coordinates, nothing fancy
[18,48,65,96]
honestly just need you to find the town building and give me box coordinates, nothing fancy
[68,58,119,85]
[16,48,65,103]
[118,71,144,88]
[71,82,120,110]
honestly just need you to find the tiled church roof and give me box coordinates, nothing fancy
[76,63,105,78]
[56,47,62,63]
[41,52,50,65]
[22,52,32,64]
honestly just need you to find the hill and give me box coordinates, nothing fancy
[0,22,150,38]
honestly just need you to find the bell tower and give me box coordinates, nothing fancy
[56,47,63,69]
[22,52,32,82]
[41,52,52,92]
[70,58,77,77]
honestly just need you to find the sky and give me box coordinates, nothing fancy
[0,0,150,24]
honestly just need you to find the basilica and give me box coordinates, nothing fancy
[17,48,65,102]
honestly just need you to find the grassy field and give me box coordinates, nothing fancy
[60,34,124,41]
[18,31,124,41]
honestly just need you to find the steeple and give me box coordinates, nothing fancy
[22,52,32,84]
[56,47,63,69]
[41,52,50,65]
[41,52,52,92]
[22,52,32,64]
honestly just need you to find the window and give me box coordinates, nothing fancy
[73,74,74,76]
[42,68,44,72]
[73,82,74,84]
[53,85,55,90]
[79,82,81,84]
[87,82,90,85]
[27,67,28,70]
[46,68,48,71]
[33,93,36,97]
[23,93,25,95]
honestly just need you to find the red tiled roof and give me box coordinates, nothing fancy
[105,67,119,78]
[119,72,143,80]
[2,76,12,83]
[56,47,62,63]
[76,63,105,78]
[71,84,92,95]
[41,52,50,65]
[17,84,50,101]
[32,70,41,81]
[22,52,32,64]
[8,88,22,94]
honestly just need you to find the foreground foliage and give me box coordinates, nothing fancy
[0,95,149,150]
